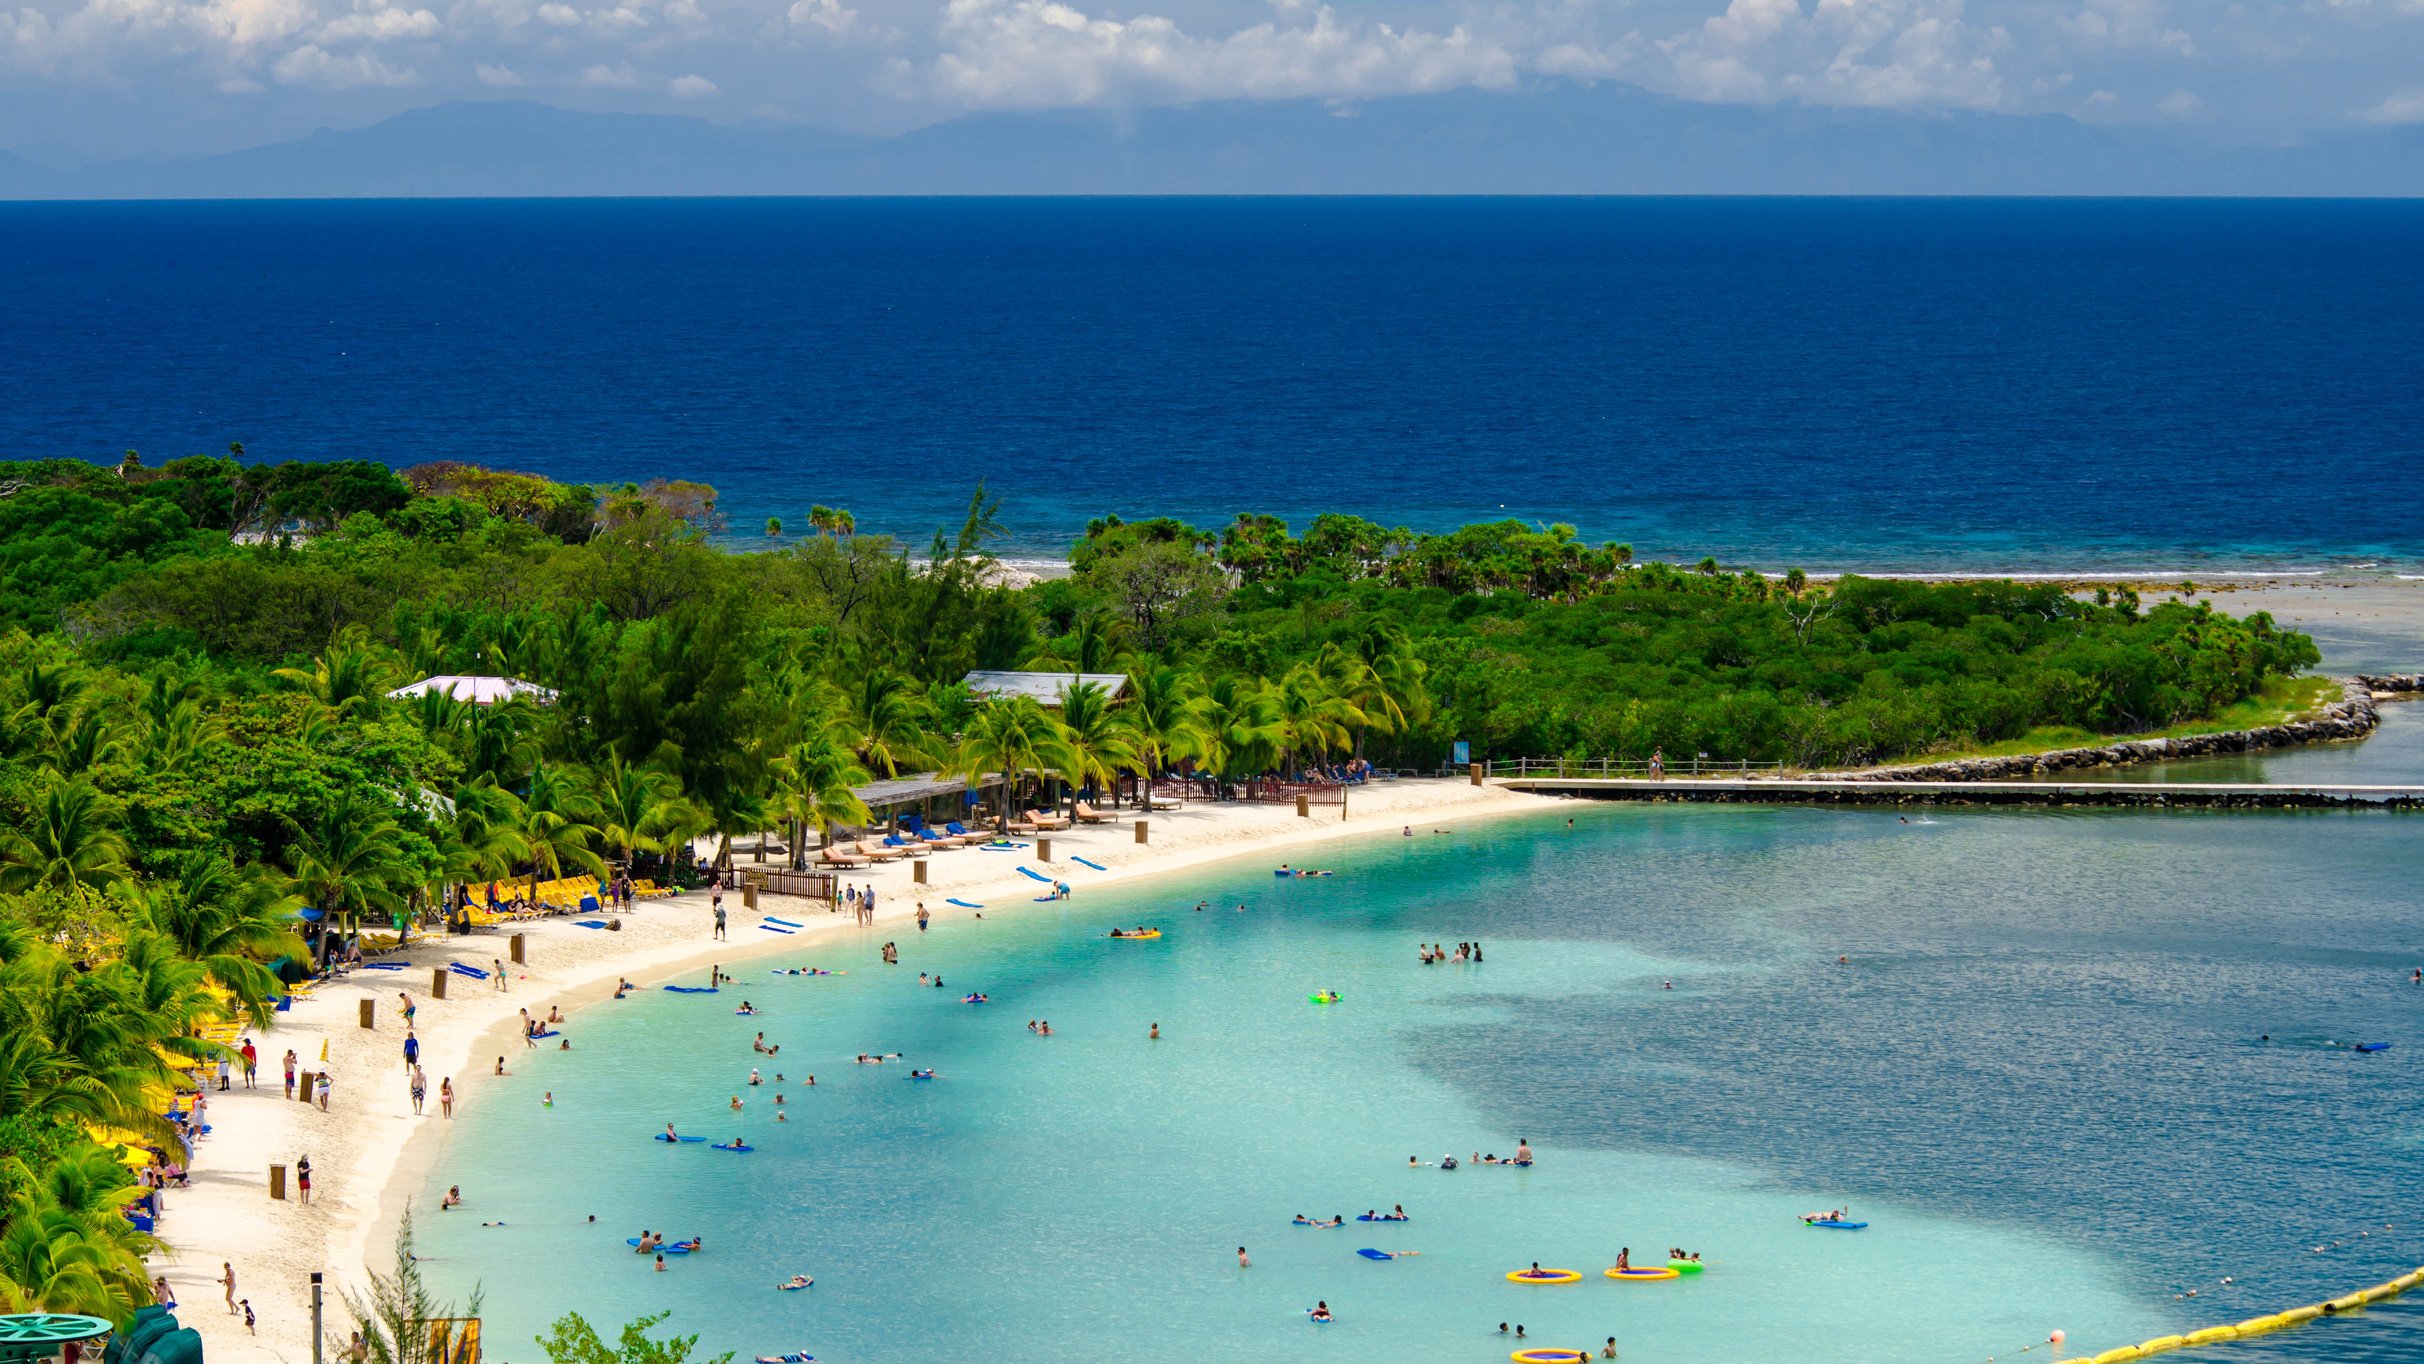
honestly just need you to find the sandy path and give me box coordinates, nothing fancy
[149,777,1551,1363]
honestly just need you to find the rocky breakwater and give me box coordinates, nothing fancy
[1835,678,2383,783]
[2357,673,2424,697]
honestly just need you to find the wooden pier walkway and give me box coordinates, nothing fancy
[1497,776,2424,809]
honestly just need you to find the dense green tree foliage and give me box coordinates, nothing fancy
[0,454,2319,1321]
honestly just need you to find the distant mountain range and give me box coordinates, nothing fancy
[6,89,2422,198]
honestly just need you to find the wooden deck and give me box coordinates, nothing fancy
[1498,776,2424,809]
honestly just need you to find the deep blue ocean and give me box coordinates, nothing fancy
[5,197,2423,568]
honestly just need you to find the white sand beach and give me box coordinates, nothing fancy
[147,778,1551,1364]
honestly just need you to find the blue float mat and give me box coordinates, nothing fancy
[945,898,984,909]
[530,1029,559,1039]
[1016,866,1052,882]
[663,985,719,994]
[760,925,795,934]
[360,962,407,970]
[1357,1248,1394,1260]
[449,962,490,979]
[651,1135,707,1144]
[575,920,609,929]
[764,917,803,927]
[1071,857,1107,870]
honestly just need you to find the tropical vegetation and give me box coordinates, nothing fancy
[0,453,2320,1320]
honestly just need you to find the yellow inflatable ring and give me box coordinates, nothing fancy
[1605,1266,1682,1281]
[1511,1352,1590,1364]
[1506,1268,1583,1285]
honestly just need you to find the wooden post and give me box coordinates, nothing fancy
[1037,837,1053,862]
[743,884,759,912]
[296,1071,314,1103]
[1134,820,1148,845]
[358,998,375,1030]
[509,933,525,965]
[1469,762,1485,786]
[269,1164,287,1201]
[1295,794,1310,818]
[431,967,448,1000]
[912,860,928,885]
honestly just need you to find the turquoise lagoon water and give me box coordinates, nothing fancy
[412,807,2424,1363]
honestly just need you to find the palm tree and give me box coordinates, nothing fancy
[1120,665,1207,801]
[285,791,411,940]
[272,626,400,716]
[1322,626,1431,760]
[589,755,685,875]
[769,733,871,865]
[1190,675,1283,786]
[1272,664,1364,774]
[945,697,1077,834]
[841,668,939,779]
[0,777,130,912]
[120,855,305,1024]
[1025,609,1133,676]
[1056,680,1139,815]
[518,762,607,902]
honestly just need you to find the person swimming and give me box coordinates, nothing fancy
[778,1275,813,1290]
[749,1069,762,1086]
[1307,1302,1332,1322]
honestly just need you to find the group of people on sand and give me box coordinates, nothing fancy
[1418,941,1482,963]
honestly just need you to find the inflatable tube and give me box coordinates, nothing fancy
[1072,857,1107,870]
[663,986,719,994]
[2362,1283,2400,1304]
[777,1282,812,1292]
[2234,1315,2283,1335]
[2355,1042,2391,1052]
[2184,1326,2238,1346]
[529,1029,560,1039]
[2089,1349,2143,1364]
[1273,869,1296,878]
[759,925,795,934]
[945,899,984,909]
[1108,930,1160,939]
[1356,1214,1408,1222]
[1017,866,1052,882]
[654,1134,707,1142]
[2277,1305,2322,1325]
[2327,1293,2365,1312]
[1512,1352,1590,1364]
[1309,993,1341,1004]
[1805,1220,1867,1230]
[2137,1336,2182,1353]
[1666,1260,1704,1274]
[628,1239,695,1254]
[711,1143,753,1152]
[1506,1269,1582,1284]
[765,917,803,928]
[1606,1266,1680,1282]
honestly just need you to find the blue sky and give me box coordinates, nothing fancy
[7,0,2424,160]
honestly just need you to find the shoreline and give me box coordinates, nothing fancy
[158,777,1555,1364]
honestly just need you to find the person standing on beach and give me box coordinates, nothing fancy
[916,905,930,933]
[400,993,416,1026]
[240,1039,257,1089]
[440,1077,455,1118]
[493,958,507,991]
[410,1064,427,1115]
[403,1030,419,1072]
[283,1050,297,1098]
[295,1155,312,1205]
[216,1055,231,1091]
[222,1262,236,1313]
[712,888,727,939]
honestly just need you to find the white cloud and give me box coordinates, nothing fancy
[271,39,415,84]
[785,0,855,35]
[313,4,438,41]
[216,72,263,89]
[2360,85,2424,122]
[534,2,579,22]
[921,0,1518,108]
[2155,86,2199,115]
[1639,0,2010,111]
[473,58,518,82]
[578,57,643,84]
[666,69,714,93]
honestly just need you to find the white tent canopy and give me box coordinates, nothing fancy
[387,674,559,706]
